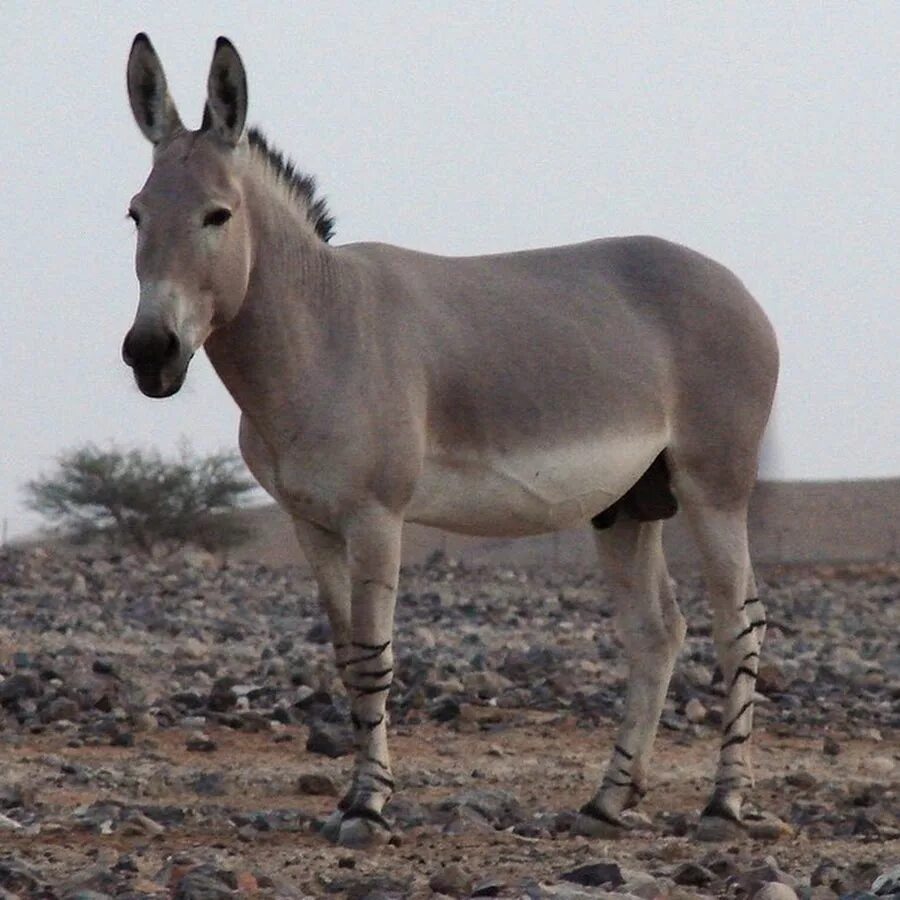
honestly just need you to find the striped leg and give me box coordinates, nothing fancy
[686,504,763,824]
[328,509,403,848]
[575,519,686,833]
[293,520,358,841]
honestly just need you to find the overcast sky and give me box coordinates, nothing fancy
[1,3,898,538]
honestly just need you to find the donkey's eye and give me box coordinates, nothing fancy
[127,208,141,226]
[203,207,232,227]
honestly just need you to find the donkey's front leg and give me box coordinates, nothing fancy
[331,509,403,848]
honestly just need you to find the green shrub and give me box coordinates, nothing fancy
[25,444,257,551]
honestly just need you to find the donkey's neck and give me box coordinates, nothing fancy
[204,173,346,430]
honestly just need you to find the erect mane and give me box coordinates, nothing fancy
[246,127,335,242]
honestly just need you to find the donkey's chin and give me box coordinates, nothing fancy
[134,367,187,399]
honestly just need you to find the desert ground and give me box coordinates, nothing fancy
[0,546,896,898]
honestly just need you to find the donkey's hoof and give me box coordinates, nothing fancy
[572,801,630,839]
[319,809,345,843]
[336,812,392,849]
[696,814,746,843]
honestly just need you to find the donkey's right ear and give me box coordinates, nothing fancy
[127,33,183,145]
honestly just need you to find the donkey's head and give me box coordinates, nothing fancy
[123,34,251,397]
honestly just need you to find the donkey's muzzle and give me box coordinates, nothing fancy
[122,326,186,397]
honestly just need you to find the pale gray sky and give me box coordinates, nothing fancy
[2,3,898,538]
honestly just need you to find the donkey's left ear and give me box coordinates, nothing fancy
[203,37,247,146]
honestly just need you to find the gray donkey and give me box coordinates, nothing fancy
[123,34,779,847]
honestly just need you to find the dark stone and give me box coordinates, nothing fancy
[306,722,354,758]
[189,772,226,796]
[561,861,625,888]
[0,672,42,704]
[92,658,116,676]
[673,862,715,886]
[296,773,338,796]
[471,880,507,897]
[207,677,239,712]
[429,696,461,722]
[305,620,332,645]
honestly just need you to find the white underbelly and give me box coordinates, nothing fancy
[406,432,667,537]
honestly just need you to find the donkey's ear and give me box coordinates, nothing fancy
[203,37,247,146]
[126,33,183,145]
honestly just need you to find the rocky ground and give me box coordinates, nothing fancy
[0,545,896,899]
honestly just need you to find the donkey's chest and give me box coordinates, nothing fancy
[406,432,666,537]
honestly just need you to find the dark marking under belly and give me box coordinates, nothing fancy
[591,451,678,529]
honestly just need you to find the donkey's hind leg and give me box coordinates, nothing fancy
[575,518,686,834]
[680,497,765,825]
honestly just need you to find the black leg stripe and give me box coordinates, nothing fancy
[344,805,391,830]
[741,651,760,663]
[741,597,762,609]
[605,778,632,788]
[721,732,750,751]
[351,713,385,731]
[351,640,391,652]
[733,619,767,643]
[724,700,754,735]
[360,578,397,592]
[366,755,390,771]
[730,666,757,689]
[364,771,395,790]
[353,667,394,679]
[349,682,392,695]
[614,744,633,760]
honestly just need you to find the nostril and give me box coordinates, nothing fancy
[122,330,138,367]
[121,326,181,370]
[163,330,180,362]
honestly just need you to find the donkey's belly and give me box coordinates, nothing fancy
[406,433,666,537]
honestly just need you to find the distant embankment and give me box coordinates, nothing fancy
[234,478,899,571]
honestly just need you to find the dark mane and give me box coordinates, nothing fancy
[247,127,335,242]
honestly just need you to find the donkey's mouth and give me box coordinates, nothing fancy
[134,367,185,399]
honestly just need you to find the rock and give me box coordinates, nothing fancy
[471,880,507,898]
[0,855,42,891]
[172,865,236,900]
[429,864,473,896]
[91,658,116,676]
[685,697,707,723]
[207,677,238,712]
[429,696,462,722]
[306,721,353,758]
[119,811,165,836]
[672,862,714,886]
[439,789,524,829]
[754,885,799,900]
[39,695,80,723]
[296,773,338,795]
[862,756,895,776]
[785,770,818,789]
[746,813,794,841]
[0,672,42,703]
[561,861,625,888]
[185,734,217,752]
[305,620,332,645]
[823,735,841,756]
[737,860,798,896]
[873,865,900,895]
[461,670,513,698]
